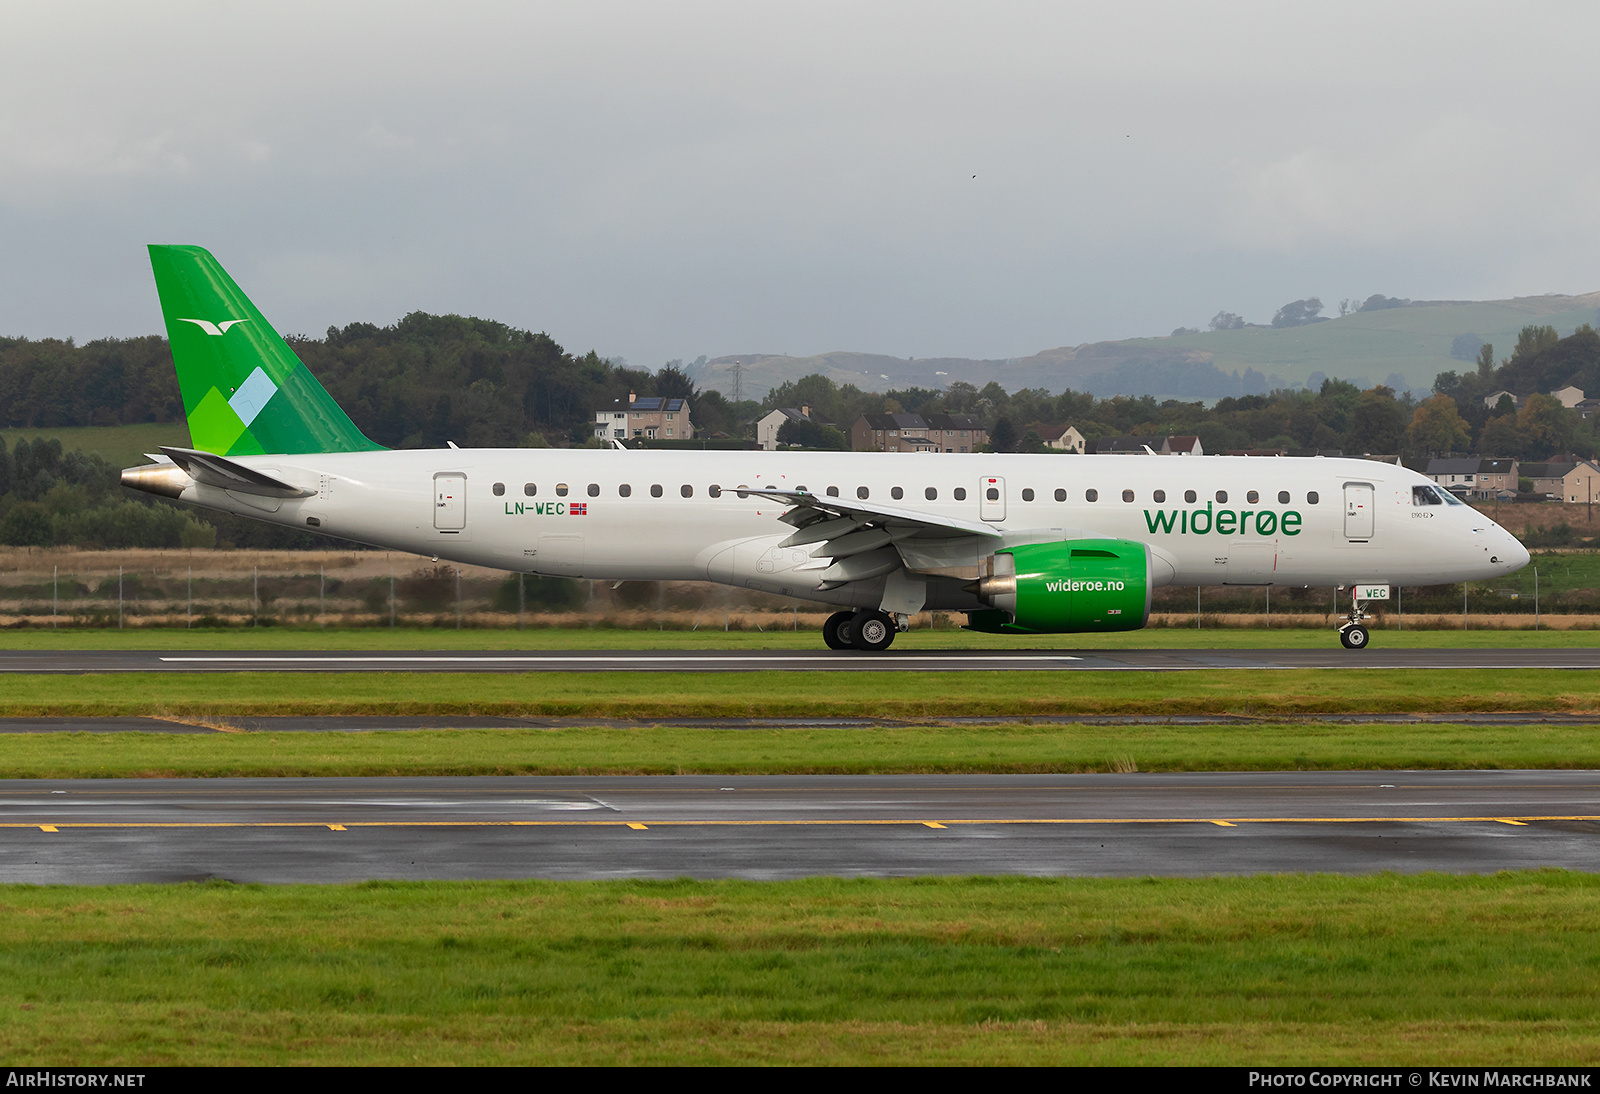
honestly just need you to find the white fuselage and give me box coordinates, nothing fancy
[167,449,1531,611]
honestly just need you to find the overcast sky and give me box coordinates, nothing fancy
[3,1,1598,369]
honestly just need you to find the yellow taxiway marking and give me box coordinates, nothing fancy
[626,822,648,830]
[2,816,1592,830]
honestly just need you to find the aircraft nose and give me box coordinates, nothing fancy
[1502,534,1530,571]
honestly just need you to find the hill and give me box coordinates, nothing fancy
[693,292,1600,401]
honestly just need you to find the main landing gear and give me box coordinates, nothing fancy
[823,610,903,652]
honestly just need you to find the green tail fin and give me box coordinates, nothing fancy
[148,245,384,456]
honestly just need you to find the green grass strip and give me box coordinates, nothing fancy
[1,873,1598,1064]
[8,721,1600,778]
[0,669,1594,719]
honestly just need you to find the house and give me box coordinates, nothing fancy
[1424,457,1519,499]
[1558,460,1600,505]
[594,392,692,442]
[850,413,987,452]
[758,406,811,451]
[923,413,988,452]
[1550,386,1586,410]
[1482,389,1520,410]
[1028,424,1086,454]
[1522,462,1576,498]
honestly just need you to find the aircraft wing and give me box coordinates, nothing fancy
[737,487,1000,587]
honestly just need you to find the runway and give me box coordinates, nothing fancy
[5,647,1600,672]
[5,771,1599,882]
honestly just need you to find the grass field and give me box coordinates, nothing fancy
[0,668,1596,721]
[2,873,1598,1065]
[6,720,1600,778]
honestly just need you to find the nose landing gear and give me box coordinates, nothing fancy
[1337,584,1387,650]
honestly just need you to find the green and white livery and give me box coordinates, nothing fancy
[125,246,1532,652]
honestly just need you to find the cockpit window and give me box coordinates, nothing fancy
[1414,484,1465,507]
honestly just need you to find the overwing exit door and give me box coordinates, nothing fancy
[980,476,1006,522]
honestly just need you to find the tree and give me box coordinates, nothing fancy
[988,417,1019,453]
[1209,311,1245,331]
[1478,414,1524,457]
[1271,298,1325,328]
[1407,395,1470,454]
[1517,394,1572,459]
[654,362,697,402]
[1345,386,1407,454]
[776,417,847,450]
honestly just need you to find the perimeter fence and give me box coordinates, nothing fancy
[0,547,1595,630]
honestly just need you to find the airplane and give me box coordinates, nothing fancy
[121,245,1531,652]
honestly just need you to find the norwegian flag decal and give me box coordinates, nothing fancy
[570,503,588,516]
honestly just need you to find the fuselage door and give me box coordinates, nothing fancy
[980,476,1006,522]
[1343,481,1374,541]
[434,472,466,531]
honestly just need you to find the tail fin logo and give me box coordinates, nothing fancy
[176,318,250,336]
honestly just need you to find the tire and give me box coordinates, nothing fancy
[1340,624,1369,650]
[823,611,855,651]
[851,610,895,652]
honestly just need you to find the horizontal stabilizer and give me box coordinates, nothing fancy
[157,447,315,498]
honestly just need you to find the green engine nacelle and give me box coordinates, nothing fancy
[966,539,1152,634]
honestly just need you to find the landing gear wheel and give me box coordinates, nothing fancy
[823,611,855,651]
[851,610,896,652]
[1340,624,1369,650]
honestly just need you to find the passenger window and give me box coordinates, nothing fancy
[524,483,536,497]
[619,484,631,497]
[1122,489,1134,503]
[737,485,750,498]
[1184,490,1196,503]
[555,483,569,497]
[826,486,839,497]
[1216,490,1228,503]
[1086,489,1099,502]
[651,484,663,498]
[925,487,937,500]
[709,485,721,498]
[891,486,903,500]
[1153,489,1166,503]
[681,485,693,498]
[986,487,999,501]
[1054,488,1066,502]
[588,483,599,497]
[858,487,870,499]
[1278,491,1290,504]
[1021,488,1035,501]
[954,487,967,501]
[493,483,505,496]
[1247,490,1259,504]
[1307,491,1319,504]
